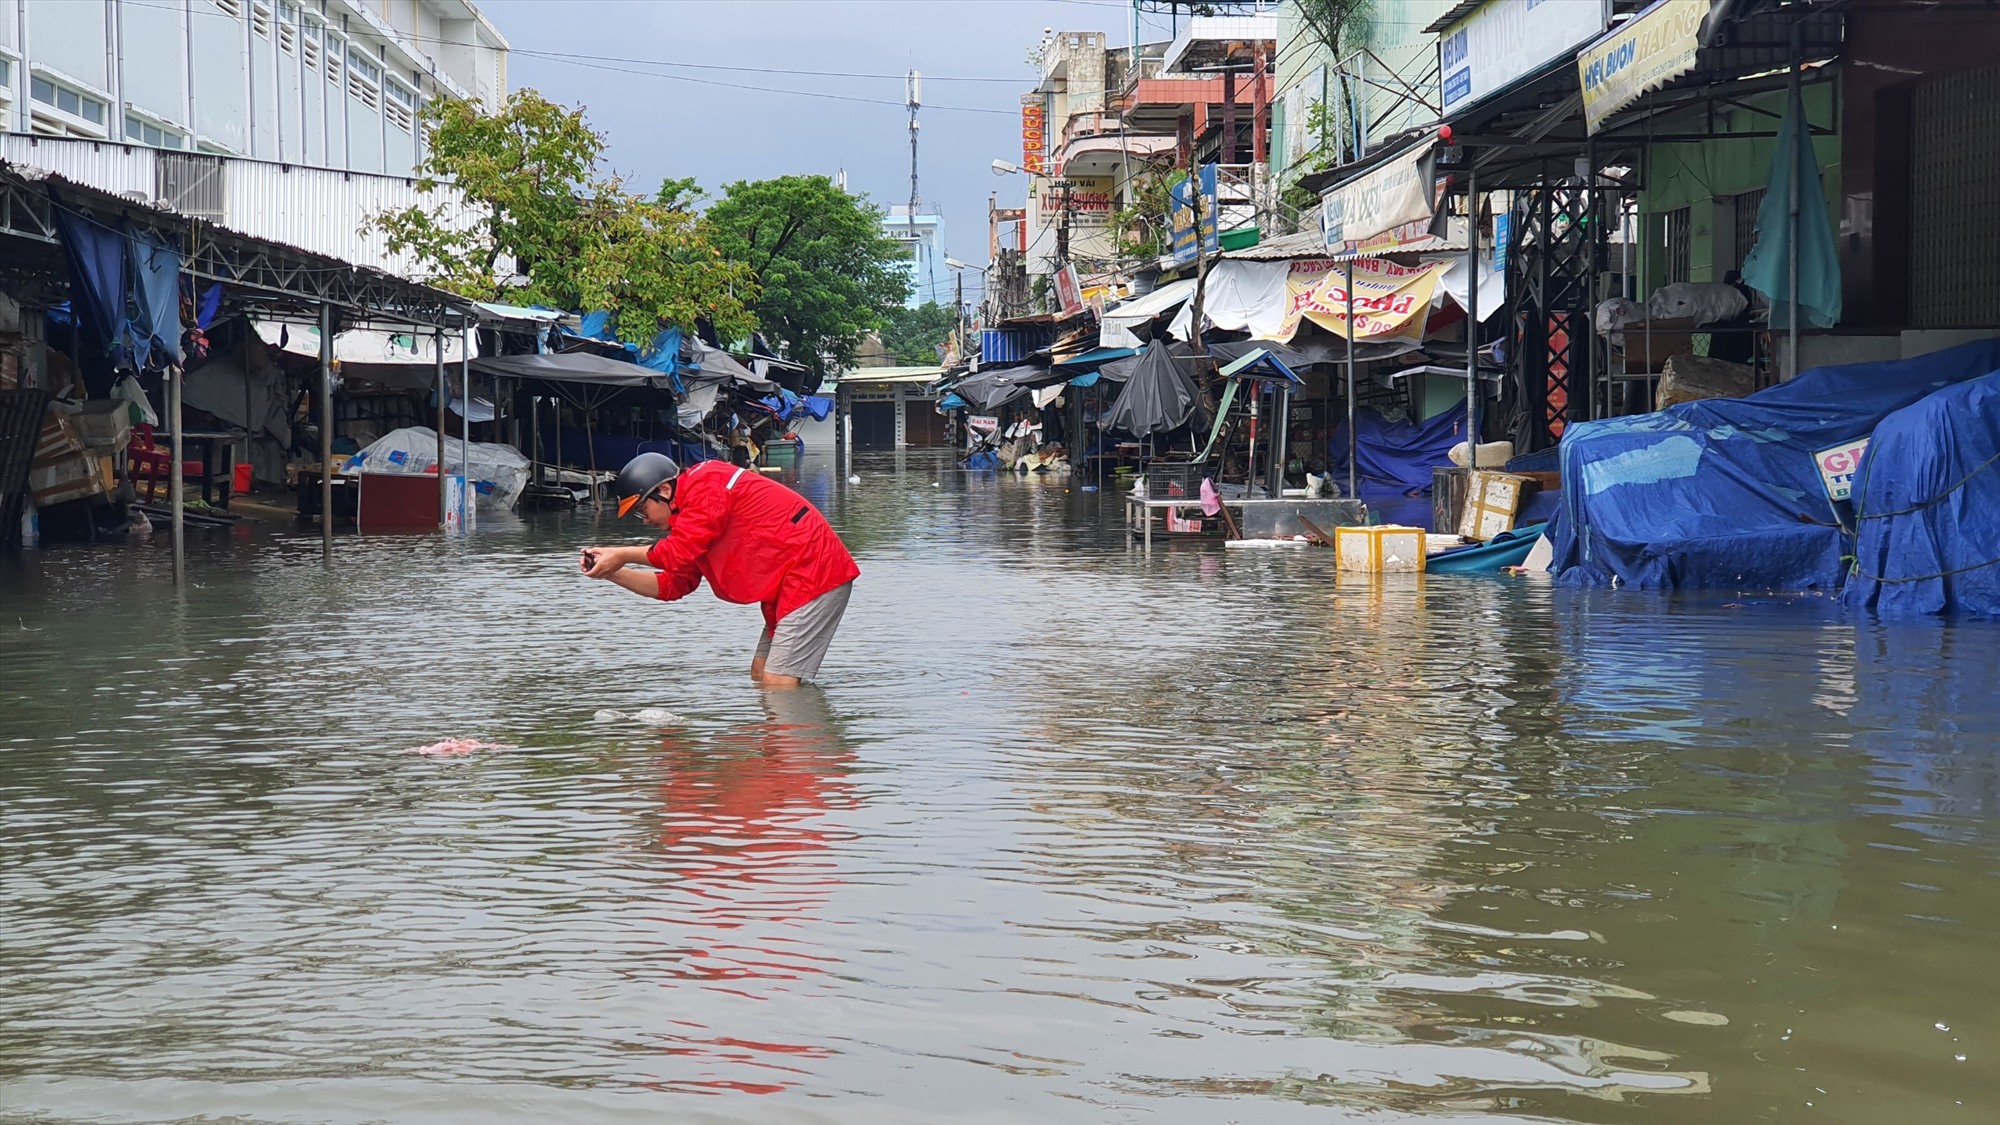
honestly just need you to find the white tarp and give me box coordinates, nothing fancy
[342,426,530,512]
[254,321,479,365]
[1436,252,1506,321]
[1099,278,1198,350]
[1166,260,1292,342]
[1320,141,1439,247]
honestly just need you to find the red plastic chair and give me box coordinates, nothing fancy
[128,424,204,503]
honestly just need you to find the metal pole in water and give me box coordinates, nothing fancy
[169,363,184,587]
[1465,158,1481,472]
[1344,258,1357,498]
[435,326,447,527]
[460,321,472,523]
[1786,20,1802,382]
[319,302,333,565]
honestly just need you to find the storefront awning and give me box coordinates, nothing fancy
[1578,0,1712,134]
[1099,278,1198,350]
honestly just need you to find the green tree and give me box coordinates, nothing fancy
[879,302,958,366]
[699,175,910,383]
[373,90,754,347]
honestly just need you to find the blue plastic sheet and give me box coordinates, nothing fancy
[1546,339,2000,590]
[128,230,184,368]
[1844,369,2000,616]
[52,199,129,371]
[1328,406,1467,493]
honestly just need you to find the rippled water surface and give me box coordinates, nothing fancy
[4,452,1999,1124]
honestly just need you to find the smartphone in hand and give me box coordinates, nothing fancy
[581,549,599,572]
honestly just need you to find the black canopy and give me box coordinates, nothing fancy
[950,364,1058,411]
[1102,340,1200,436]
[470,351,662,386]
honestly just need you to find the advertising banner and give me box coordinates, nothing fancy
[1283,258,1450,343]
[1578,0,1711,133]
[1168,164,1219,267]
[1439,0,1611,116]
[1321,143,1438,247]
[1814,436,1871,502]
[1021,100,1046,174]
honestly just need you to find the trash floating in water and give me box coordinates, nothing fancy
[848,475,861,485]
[592,708,684,725]
[408,738,513,757]
[1661,1010,1730,1026]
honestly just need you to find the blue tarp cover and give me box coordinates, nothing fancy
[1328,406,1466,493]
[1844,368,2000,616]
[1546,339,2000,590]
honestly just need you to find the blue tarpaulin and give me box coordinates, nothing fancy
[1546,339,2000,590]
[52,199,130,372]
[1328,406,1467,493]
[1844,369,2000,616]
[128,230,183,368]
[571,312,682,377]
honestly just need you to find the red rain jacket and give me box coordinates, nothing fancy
[646,461,859,632]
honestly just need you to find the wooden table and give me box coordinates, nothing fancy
[159,429,248,508]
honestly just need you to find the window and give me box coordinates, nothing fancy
[347,47,380,109]
[126,114,186,150]
[325,33,345,83]
[214,0,243,18]
[384,77,416,131]
[346,48,380,86]
[302,18,321,71]
[252,3,272,39]
[30,73,108,130]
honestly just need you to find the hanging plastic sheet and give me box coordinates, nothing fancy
[1741,85,1842,329]
[127,229,184,368]
[1328,405,1467,493]
[1545,339,2000,590]
[51,195,130,372]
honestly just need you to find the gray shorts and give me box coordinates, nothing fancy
[755,581,854,681]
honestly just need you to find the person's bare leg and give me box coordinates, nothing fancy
[750,653,768,682]
[759,673,801,690]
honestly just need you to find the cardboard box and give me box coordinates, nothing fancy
[29,451,114,506]
[1459,471,1531,542]
[1336,525,1426,573]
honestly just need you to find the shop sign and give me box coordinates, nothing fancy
[1321,143,1438,247]
[1021,101,1046,174]
[968,414,1001,437]
[1439,0,1610,116]
[1578,0,1711,133]
[1038,176,1116,229]
[1280,257,1450,344]
[1168,164,1219,267]
[1814,436,1871,502]
[1055,265,1084,317]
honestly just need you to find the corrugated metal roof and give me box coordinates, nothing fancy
[833,366,941,385]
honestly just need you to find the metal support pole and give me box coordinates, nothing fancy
[1465,159,1481,471]
[319,302,333,564]
[460,322,472,521]
[168,363,184,587]
[1345,259,1357,497]
[434,327,447,526]
[1786,20,1802,381]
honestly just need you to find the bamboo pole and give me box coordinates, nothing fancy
[319,302,333,565]
[169,363,184,586]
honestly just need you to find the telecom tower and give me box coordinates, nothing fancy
[905,70,938,305]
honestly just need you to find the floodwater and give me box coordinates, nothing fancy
[2,452,1998,1124]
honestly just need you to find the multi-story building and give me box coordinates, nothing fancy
[1010,18,1276,299]
[882,206,946,308]
[0,0,508,177]
[1270,0,1453,191]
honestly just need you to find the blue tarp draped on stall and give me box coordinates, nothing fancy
[128,230,184,368]
[1843,370,2000,616]
[1328,406,1466,493]
[800,394,834,422]
[51,198,130,372]
[1546,339,2000,590]
[570,313,682,376]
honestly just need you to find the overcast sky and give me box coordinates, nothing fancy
[481,0,1188,305]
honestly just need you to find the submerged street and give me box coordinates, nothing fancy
[1,452,1996,1123]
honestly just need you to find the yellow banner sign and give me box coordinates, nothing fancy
[1279,258,1448,343]
[1578,0,1710,133]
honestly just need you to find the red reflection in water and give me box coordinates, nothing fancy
[646,688,854,1093]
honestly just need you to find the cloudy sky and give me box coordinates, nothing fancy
[480,0,1189,306]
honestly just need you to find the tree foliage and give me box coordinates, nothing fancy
[1110,166,1180,263]
[699,175,910,381]
[373,90,755,347]
[879,302,958,366]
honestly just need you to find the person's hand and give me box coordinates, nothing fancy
[580,547,628,579]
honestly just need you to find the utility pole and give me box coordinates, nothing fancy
[907,70,922,298]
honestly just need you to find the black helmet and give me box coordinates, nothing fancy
[614,452,680,517]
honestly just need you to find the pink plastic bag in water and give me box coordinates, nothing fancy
[1199,476,1221,516]
[408,738,512,757]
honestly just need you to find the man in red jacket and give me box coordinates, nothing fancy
[582,453,859,688]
